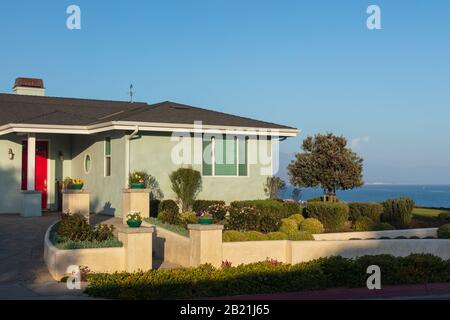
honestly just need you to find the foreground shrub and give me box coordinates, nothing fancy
[352,217,375,232]
[382,198,415,227]
[266,232,289,240]
[278,218,298,236]
[299,218,324,234]
[305,202,349,231]
[85,254,450,300]
[348,202,383,222]
[288,231,314,241]
[372,222,396,231]
[437,224,450,239]
[193,200,225,212]
[288,214,305,226]
[157,210,179,225]
[243,231,267,241]
[169,168,202,212]
[57,213,115,242]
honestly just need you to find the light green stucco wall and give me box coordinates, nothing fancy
[130,132,271,203]
[71,132,126,216]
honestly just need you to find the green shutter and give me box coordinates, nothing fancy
[215,136,237,176]
[238,138,248,176]
[202,138,212,176]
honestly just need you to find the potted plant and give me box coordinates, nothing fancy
[126,211,142,228]
[63,177,84,190]
[196,209,213,225]
[129,171,148,189]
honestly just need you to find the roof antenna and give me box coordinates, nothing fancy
[128,84,135,103]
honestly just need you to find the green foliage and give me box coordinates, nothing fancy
[307,196,341,203]
[305,202,349,231]
[157,210,179,225]
[128,170,163,199]
[288,133,364,200]
[169,168,202,212]
[437,224,450,239]
[223,230,247,242]
[372,222,396,231]
[160,200,179,215]
[243,231,267,241]
[438,212,450,222]
[85,254,450,300]
[288,214,305,226]
[278,218,298,236]
[352,216,375,231]
[299,218,324,234]
[57,213,115,242]
[178,212,198,228]
[263,176,286,199]
[288,231,314,241]
[382,198,415,227]
[192,200,226,212]
[266,232,289,240]
[145,217,188,237]
[348,202,383,222]
[205,203,229,222]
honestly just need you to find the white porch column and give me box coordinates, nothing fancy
[27,134,36,191]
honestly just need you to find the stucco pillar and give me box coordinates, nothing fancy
[62,190,90,222]
[118,226,153,272]
[122,189,150,224]
[27,133,36,191]
[188,224,224,268]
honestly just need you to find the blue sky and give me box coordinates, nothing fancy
[1,1,449,184]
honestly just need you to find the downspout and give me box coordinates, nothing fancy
[125,125,139,188]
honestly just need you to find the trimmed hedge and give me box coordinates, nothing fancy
[305,202,349,231]
[348,202,383,222]
[278,218,298,236]
[372,222,396,231]
[157,210,179,225]
[288,231,314,241]
[437,224,450,239]
[192,200,226,213]
[382,198,415,227]
[288,214,305,226]
[352,217,375,232]
[223,230,246,242]
[267,232,289,240]
[299,218,324,234]
[85,254,450,300]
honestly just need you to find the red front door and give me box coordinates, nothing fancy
[21,141,48,209]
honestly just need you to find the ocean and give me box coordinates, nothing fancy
[280,184,450,208]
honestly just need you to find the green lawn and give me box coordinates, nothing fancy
[412,207,450,218]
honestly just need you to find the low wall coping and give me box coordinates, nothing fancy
[188,224,224,231]
[21,190,42,194]
[62,190,90,194]
[122,189,151,193]
[117,226,154,234]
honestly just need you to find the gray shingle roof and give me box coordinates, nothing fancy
[0,93,296,130]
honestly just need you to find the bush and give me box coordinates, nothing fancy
[160,200,179,215]
[352,217,375,231]
[169,168,202,212]
[282,201,304,216]
[288,231,314,241]
[382,198,415,227]
[206,203,228,222]
[307,196,341,203]
[193,200,225,213]
[57,213,115,242]
[223,230,246,242]
[305,202,349,231]
[278,218,298,236]
[299,218,324,234]
[157,210,179,225]
[372,222,396,231]
[438,212,450,222]
[288,214,305,226]
[178,212,198,228]
[437,224,450,239]
[267,232,288,240]
[243,231,267,241]
[348,202,383,222]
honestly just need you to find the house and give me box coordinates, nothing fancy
[0,78,298,217]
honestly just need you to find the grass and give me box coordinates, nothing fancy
[145,217,189,237]
[412,207,450,218]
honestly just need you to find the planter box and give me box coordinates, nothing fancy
[62,190,90,222]
[122,189,150,224]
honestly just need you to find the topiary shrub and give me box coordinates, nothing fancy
[157,210,179,225]
[193,200,225,212]
[287,231,314,241]
[352,216,375,231]
[382,198,415,227]
[169,167,202,212]
[348,202,383,222]
[243,231,268,241]
[372,222,396,231]
[438,212,450,222]
[305,202,349,231]
[160,200,179,215]
[299,218,324,234]
[437,224,450,239]
[223,230,246,242]
[278,218,298,236]
[288,214,305,226]
[267,232,289,240]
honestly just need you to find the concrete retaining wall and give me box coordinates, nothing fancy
[152,225,190,267]
[313,228,438,241]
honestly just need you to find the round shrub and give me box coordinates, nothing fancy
[278,218,298,236]
[157,210,179,225]
[267,232,289,240]
[287,231,314,241]
[223,230,246,242]
[348,202,383,222]
[305,202,349,231]
[352,217,375,232]
[243,231,268,241]
[372,222,396,231]
[299,218,324,234]
[288,214,305,226]
[437,224,450,239]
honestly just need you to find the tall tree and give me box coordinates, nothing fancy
[288,133,364,202]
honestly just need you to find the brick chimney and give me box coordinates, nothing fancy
[13,77,45,96]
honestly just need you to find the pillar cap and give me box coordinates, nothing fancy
[188,224,224,231]
[118,226,154,234]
